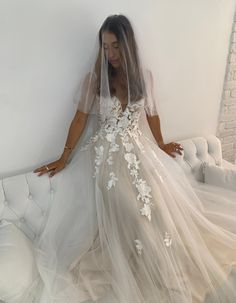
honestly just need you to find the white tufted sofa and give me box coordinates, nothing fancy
[175,134,236,182]
[0,134,235,302]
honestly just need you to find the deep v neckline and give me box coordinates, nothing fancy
[113,96,128,113]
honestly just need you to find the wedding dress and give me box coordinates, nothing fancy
[24,93,236,303]
[21,16,236,303]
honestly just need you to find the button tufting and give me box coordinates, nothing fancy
[28,193,33,200]
[4,200,8,205]
[20,217,25,223]
[50,188,54,194]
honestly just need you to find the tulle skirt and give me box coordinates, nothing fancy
[23,127,236,303]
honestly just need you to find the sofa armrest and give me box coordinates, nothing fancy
[203,162,236,192]
[221,159,236,171]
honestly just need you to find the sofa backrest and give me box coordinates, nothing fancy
[0,171,60,243]
[176,134,222,182]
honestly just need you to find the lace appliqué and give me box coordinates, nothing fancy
[93,145,104,177]
[107,172,118,190]
[122,144,153,222]
[163,231,172,247]
[134,239,143,255]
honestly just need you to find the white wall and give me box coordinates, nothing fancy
[0,0,235,177]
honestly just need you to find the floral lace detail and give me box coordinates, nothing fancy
[163,232,172,247]
[80,96,145,152]
[93,145,104,177]
[122,145,153,222]
[107,172,118,190]
[134,239,143,255]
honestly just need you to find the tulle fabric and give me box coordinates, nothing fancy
[21,98,236,303]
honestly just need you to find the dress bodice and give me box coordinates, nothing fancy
[81,96,145,153]
[99,95,145,128]
[111,95,145,114]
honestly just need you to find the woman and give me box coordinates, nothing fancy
[32,14,236,303]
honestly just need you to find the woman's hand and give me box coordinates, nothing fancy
[159,142,183,158]
[33,158,67,177]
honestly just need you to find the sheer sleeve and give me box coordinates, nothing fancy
[73,71,97,114]
[144,69,159,117]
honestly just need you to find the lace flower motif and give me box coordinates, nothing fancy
[106,155,113,165]
[107,172,118,190]
[130,168,138,178]
[134,239,143,256]
[106,133,116,143]
[136,179,152,201]
[109,143,120,152]
[123,142,134,152]
[139,203,152,221]
[93,145,104,177]
[124,153,140,170]
[163,232,172,247]
[123,142,153,222]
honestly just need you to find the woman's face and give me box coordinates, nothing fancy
[102,31,121,68]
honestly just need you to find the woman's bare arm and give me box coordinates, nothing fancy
[146,113,165,148]
[33,110,89,177]
[146,113,183,157]
[59,110,89,164]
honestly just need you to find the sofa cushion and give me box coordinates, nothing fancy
[203,162,236,192]
[0,219,39,302]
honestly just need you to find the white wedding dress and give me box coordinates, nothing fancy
[26,95,236,303]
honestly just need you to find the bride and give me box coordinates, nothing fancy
[31,14,236,303]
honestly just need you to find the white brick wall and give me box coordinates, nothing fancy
[217,10,236,163]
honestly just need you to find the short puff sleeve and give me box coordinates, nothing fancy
[144,70,159,117]
[74,71,97,114]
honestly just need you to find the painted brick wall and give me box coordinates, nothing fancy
[217,11,236,163]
